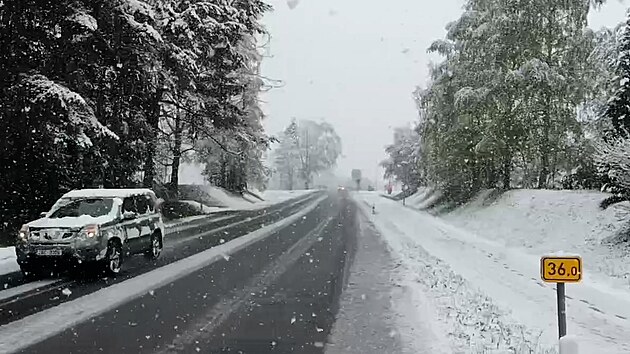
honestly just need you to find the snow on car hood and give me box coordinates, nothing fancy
[29,198,122,229]
[28,214,116,229]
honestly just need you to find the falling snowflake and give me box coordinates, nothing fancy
[149,290,155,296]
[219,238,225,244]
[61,288,72,296]
[290,317,296,324]
[314,342,324,348]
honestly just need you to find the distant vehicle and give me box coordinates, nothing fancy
[351,169,362,190]
[16,189,165,277]
[367,185,375,191]
[337,186,349,198]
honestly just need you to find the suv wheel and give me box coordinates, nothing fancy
[105,240,123,275]
[145,232,162,260]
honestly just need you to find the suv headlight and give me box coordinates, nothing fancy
[79,225,100,239]
[18,225,29,241]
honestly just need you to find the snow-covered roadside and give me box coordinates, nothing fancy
[326,206,452,354]
[356,192,630,354]
[326,210,405,354]
[442,189,630,289]
[260,189,315,204]
[200,187,314,210]
[0,247,19,277]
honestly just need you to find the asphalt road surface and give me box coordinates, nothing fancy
[0,192,321,325]
[0,191,360,354]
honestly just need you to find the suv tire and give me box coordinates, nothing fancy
[144,232,162,260]
[104,240,123,275]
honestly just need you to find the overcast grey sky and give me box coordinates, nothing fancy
[260,0,628,183]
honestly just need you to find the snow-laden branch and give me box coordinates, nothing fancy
[23,74,118,142]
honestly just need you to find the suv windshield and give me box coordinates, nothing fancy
[49,198,114,219]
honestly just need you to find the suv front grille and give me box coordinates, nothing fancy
[30,228,76,242]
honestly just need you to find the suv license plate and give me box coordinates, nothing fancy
[36,249,62,256]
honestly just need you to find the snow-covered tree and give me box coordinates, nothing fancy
[273,119,342,190]
[604,13,630,137]
[408,0,608,202]
[0,0,272,240]
[381,126,423,189]
[596,11,630,199]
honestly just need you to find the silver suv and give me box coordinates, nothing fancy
[16,189,165,277]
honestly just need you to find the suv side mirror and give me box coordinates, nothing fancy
[122,211,137,220]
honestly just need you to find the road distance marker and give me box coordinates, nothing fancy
[540,255,582,343]
[541,256,582,283]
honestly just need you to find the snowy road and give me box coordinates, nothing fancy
[0,192,320,325]
[0,191,400,354]
[356,192,630,354]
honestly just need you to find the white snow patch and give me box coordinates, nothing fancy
[0,247,19,277]
[28,214,116,229]
[0,280,59,301]
[61,188,155,199]
[67,12,98,31]
[443,189,630,286]
[181,200,224,214]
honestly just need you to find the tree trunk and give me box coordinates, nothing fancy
[287,169,293,190]
[486,158,498,188]
[502,152,511,190]
[143,88,164,188]
[169,112,183,197]
[472,156,481,192]
[538,113,550,189]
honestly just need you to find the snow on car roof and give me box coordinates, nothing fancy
[61,189,156,199]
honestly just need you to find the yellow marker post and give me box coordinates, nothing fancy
[540,256,582,339]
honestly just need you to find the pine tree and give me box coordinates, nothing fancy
[595,10,630,199]
[605,12,630,137]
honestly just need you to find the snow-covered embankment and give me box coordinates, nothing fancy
[356,190,630,354]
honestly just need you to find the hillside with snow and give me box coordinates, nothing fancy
[357,189,630,353]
